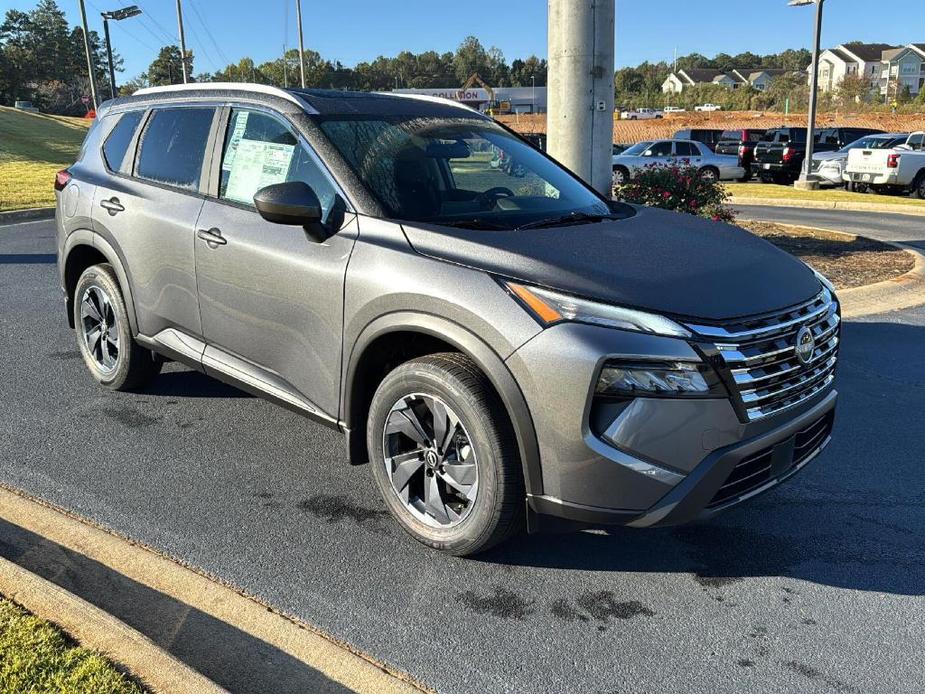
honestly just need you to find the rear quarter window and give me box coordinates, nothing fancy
[136,107,215,190]
[102,111,144,173]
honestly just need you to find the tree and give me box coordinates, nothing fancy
[146,45,193,86]
[835,74,873,109]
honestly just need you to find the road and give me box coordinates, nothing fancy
[2,214,924,694]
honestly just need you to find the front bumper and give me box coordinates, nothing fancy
[505,322,838,530]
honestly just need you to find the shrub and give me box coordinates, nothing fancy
[613,162,736,223]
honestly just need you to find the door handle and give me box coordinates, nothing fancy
[197,227,227,247]
[99,197,125,215]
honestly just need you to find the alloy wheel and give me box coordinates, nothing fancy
[381,393,479,528]
[700,168,718,182]
[80,285,119,373]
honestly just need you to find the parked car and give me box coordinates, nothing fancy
[753,127,885,184]
[812,133,910,187]
[663,106,686,114]
[673,128,725,152]
[620,107,663,120]
[694,103,722,112]
[612,143,629,157]
[55,84,839,555]
[14,100,38,113]
[843,131,925,197]
[714,129,768,181]
[612,139,745,184]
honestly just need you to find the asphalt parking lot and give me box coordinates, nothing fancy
[2,216,924,693]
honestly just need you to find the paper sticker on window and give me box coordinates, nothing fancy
[222,112,250,171]
[224,139,295,205]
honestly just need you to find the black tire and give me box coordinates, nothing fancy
[912,172,925,200]
[367,353,525,556]
[612,166,630,186]
[699,166,719,182]
[758,172,774,184]
[73,263,161,391]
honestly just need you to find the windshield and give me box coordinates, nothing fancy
[316,115,611,230]
[840,135,908,152]
[621,141,652,156]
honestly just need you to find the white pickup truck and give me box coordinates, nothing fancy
[843,131,925,198]
[620,108,662,120]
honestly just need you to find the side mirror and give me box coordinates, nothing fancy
[254,181,328,242]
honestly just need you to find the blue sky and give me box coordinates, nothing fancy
[3,0,923,80]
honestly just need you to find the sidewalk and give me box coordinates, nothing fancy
[0,485,426,694]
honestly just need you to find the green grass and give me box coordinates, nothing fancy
[725,182,925,207]
[0,597,143,693]
[0,106,90,212]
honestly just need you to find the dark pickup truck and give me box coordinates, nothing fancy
[752,127,884,183]
[715,129,767,181]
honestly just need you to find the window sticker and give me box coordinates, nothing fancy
[222,112,250,172]
[224,138,295,205]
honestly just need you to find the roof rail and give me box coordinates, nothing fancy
[133,82,317,113]
[375,91,486,116]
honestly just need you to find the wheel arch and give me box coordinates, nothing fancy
[62,229,139,334]
[342,312,543,497]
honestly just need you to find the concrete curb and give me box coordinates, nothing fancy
[763,222,925,318]
[0,556,226,694]
[728,196,925,217]
[0,207,55,223]
[0,484,428,694]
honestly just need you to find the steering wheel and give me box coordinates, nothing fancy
[475,186,516,209]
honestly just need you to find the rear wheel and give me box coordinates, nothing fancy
[699,166,719,183]
[367,353,524,556]
[912,172,925,200]
[73,264,161,391]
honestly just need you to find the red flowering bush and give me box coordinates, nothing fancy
[613,163,736,223]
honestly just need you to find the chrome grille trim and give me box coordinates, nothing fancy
[687,289,840,422]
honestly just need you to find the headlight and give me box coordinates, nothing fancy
[595,361,726,398]
[505,282,691,338]
[813,269,836,295]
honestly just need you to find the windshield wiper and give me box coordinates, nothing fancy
[515,212,616,231]
[436,219,511,231]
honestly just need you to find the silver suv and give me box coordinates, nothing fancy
[55,84,839,555]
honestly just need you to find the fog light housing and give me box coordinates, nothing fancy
[595,361,725,398]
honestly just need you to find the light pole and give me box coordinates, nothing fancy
[101,6,141,99]
[789,0,826,189]
[176,0,188,83]
[296,0,306,88]
[77,0,98,111]
[531,74,536,113]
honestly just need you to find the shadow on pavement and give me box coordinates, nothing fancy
[479,321,925,596]
[145,369,253,399]
[0,519,351,694]
[0,253,56,264]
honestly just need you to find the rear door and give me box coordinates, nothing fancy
[92,105,219,339]
[193,106,358,419]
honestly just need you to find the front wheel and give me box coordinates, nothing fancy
[367,353,525,556]
[74,264,161,391]
[612,166,630,186]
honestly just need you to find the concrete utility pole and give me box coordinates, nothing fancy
[296,0,306,88]
[176,0,188,83]
[547,0,615,195]
[791,0,825,189]
[78,0,99,111]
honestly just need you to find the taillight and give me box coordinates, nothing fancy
[54,169,71,192]
[738,144,746,156]
[782,146,793,163]
[887,153,901,168]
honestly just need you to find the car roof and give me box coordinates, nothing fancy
[118,82,486,120]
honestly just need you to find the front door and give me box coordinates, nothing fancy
[194,107,357,419]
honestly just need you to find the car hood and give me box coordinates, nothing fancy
[401,205,821,322]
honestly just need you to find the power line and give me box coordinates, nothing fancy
[134,2,179,44]
[187,0,231,67]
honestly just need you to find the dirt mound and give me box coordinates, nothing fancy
[498,111,925,144]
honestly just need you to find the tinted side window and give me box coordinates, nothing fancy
[102,111,144,173]
[748,130,765,143]
[720,130,740,142]
[136,108,214,190]
[675,142,698,156]
[647,141,673,157]
[219,109,337,217]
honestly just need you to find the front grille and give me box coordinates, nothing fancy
[687,289,840,422]
[708,411,834,508]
